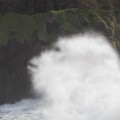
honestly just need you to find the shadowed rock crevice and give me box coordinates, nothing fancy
[0,40,51,105]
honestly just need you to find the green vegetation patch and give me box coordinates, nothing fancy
[0,8,118,47]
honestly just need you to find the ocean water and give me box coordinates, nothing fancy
[1,33,120,120]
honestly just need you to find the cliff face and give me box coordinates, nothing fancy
[0,0,120,14]
[0,8,119,48]
[0,1,120,105]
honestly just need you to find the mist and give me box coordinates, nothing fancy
[1,33,120,120]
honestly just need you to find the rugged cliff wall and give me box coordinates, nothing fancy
[0,0,120,14]
[0,8,119,49]
[0,1,120,105]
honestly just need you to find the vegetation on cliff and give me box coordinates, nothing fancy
[0,8,119,47]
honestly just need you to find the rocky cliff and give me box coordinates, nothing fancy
[0,1,120,104]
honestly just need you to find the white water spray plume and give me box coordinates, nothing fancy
[0,32,120,120]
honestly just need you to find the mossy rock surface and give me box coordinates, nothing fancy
[0,8,119,47]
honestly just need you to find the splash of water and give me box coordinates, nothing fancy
[1,33,120,120]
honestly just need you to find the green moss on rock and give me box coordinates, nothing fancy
[0,8,119,47]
